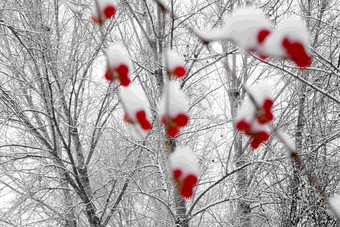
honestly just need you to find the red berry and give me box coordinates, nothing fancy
[282,38,291,48]
[103,5,116,19]
[287,42,311,67]
[257,29,270,44]
[183,175,197,186]
[168,127,179,138]
[236,120,250,134]
[173,169,182,179]
[174,66,186,78]
[180,175,197,198]
[173,113,189,127]
[263,99,273,111]
[181,186,193,198]
[104,70,113,81]
[251,138,261,149]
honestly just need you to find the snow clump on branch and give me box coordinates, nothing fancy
[92,0,117,24]
[159,81,189,138]
[104,44,132,87]
[197,7,272,52]
[236,83,274,149]
[261,18,312,68]
[169,146,199,198]
[196,7,312,68]
[166,49,187,79]
[119,83,152,132]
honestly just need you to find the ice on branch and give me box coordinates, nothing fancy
[329,196,340,218]
[92,0,117,24]
[197,7,272,52]
[276,131,295,152]
[119,83,152,132]
[105,44,132,87]
[166,49,187,79]
[159,81,189,138]
[236,83,274,149]
[261,18,312,67]
[169,146,199,198]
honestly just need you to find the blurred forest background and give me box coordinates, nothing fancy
[0,0,340,226]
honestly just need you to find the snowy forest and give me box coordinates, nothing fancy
[0,0,340,226]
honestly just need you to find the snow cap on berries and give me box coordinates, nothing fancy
[236,82,273,149]
[235,96,256,133]
[92,0,117,24]
[246,82,274,124]
[222,7,272,50]
[166,49,187,78]
[248,121,270,149]
[159,81,189,118]
[197,7,272,51]
[159,81,189,137]
[105,44,132,86]
[119,83,152,131]
[261,18,311,67]
[169,146,199,198]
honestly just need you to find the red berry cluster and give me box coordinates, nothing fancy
[172,169,198,198]
[124,110,152,131]
[169,146,199,199]
[161,113,189,138]
[236,87,274,149]
[105,64,131,87]
[282,38,311,68]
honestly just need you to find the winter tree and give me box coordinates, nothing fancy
[0,0,340,226]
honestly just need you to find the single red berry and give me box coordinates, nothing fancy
[181,186,194,198]
[173,113,189,127]
[263,99,273,111]
[103,5,116,19]
[251,138,261,149]
[174,66,186,78]
[104,70,113,81]
[168,127,179,138]
[173,169,182,179]
[282,38,291,48]
[183,175,197,186]
[181,176,197,198]
[257,29,271,44]
[120,77,130,86]
[236,120,251,135]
